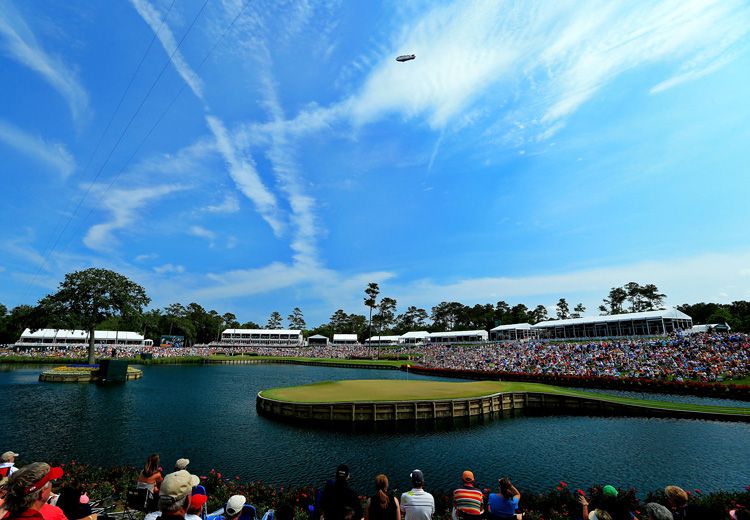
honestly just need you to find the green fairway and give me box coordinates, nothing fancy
[259,379,750,417]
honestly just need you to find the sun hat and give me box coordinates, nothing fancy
[642,503,674,520]
[602,485,618,497]
[25,466,64,494]
[336,464,350,480]
[410,469,424,486]
[226,495,247,516]
[159,471,200,504]
[462,471,475,483]
[2,451,19,462]
[175,458,190,470]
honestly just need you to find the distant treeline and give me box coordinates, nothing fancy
[2,280,748,347]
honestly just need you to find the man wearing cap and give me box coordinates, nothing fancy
[222,495,247,520]
[452,471,484,520]
[155,470,201,520]
[1,462,64,520]
[174,459,190,472]
[145,491,208,520]
[0,452,19,478]
[400,470,434,520]
[320,464,362,520]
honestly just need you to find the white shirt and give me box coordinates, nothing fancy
[400,488,435,520]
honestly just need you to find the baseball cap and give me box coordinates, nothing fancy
[410,469,424,485]
[175,458,190,470]
[226,495,247,516]
[190,494,208,509]
[159,471,200,504]
[336,464,350,480]
[25,466,64,494]
[602,485,618,497]
[2,451,19,462]
[462,471,474,483]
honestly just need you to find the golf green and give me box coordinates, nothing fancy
[259,379,750,418]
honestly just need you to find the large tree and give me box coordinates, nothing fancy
[364,283,380,344]
[287,307,306,330]
[556,298,570,320]
[571,303,586,319]
[36,268,150,364]
[600,287,628,315]
[373,297,397,335]
[266,311,283,329]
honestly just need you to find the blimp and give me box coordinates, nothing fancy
[396,54,416,62]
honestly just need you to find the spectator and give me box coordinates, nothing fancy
[452,471,483,520]
[145,491,207,520]
[365,474,399,520]
[663,486,687,520]
[320,465,362,520]
[2,463,64,520]
[0,453,19,479]
[137,454,164,494]
[174,460,190,472]
[588,511,612,520]
[730,509,750,520]
[400,470,434,520]
[642,503,673,520]
[224,495,247,520]
[156,471,200,520]
[56,482,94,520]
[487,478,520,520]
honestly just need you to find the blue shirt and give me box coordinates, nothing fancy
[487,493,518,518]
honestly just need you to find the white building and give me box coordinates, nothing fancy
[366,335,401,345]
[426,330,488,344]
[399,331,430,344]
[332,333,359,345]
[16,329,149,348]
[532,308,693,339]
[307,334,329,346]
[490,323,537,341]
[220,328,303,347]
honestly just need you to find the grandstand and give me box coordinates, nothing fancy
[220,328,303,347]
[532,308,693,339]
[16,329,150,348]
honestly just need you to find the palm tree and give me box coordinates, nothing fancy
[364,282,380,350]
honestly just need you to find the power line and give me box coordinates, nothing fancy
[23,0,178,299]
[22,0,208,300]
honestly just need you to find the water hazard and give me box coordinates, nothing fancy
[1,363,748,494]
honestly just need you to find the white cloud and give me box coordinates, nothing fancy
[189,225,217,247]
[129,0,204,99]
[0,119,75,177]
[153,263,185,274]
[0,1,90,122]
[391,250,750,314]
[83,184,187,252]
[135,253,158,262]
[201,193,240,214]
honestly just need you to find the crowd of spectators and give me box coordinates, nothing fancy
[2,452,747,520]
[1,333,748,382]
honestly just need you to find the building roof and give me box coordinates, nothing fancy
[533,308,692,328]
[223,328,302,335]
[19,329,144,340]
[400,331,430,338]
[427,330,488,337]
[367,335,400,341]
[307,334,329,339]
[333,334,358,341]
[490,323,532,331]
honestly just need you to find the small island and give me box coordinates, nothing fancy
[257,379,750,424]
[39,364,143,383]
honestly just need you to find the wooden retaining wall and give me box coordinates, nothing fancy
[39,369,143,383]
[256,392,750,423]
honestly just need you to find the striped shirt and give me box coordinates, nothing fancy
[400,488,435,520]
[453,485,484,516]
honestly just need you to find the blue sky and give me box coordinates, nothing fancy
[2,0,750,326]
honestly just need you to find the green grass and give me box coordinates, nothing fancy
[722,376,750,386]
[260,379,750,416]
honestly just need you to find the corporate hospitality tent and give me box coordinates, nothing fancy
[220,329,303,347]
[16,329,148,348]
[532,308,693,339]
[426,330,488,344]
[332,334,359,345]
[307,334,329,346]
[399,331,430,344]
[489,323,537,341]
[366,335,401,345]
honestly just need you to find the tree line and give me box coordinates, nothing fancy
[1,270,748,360]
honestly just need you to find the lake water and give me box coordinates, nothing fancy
[2,363,749,494]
